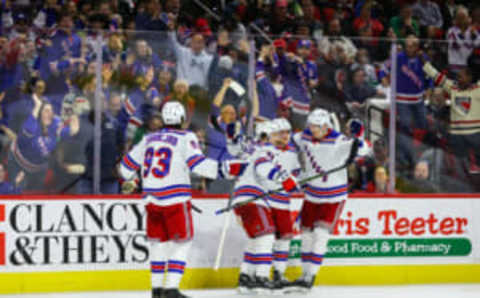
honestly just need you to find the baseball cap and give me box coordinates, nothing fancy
[195,18,212,35]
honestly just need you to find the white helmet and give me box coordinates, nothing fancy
[307,108,332,127]
[273,118,292,132]
[161,101,185,125]
[255,121,271,138]
[267,120,282,135]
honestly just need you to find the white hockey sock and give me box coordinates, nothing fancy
[309,227,329,277]
[165,241,192,289]
[150,240,169,288]
[252,234,275,278]
[301,230,314,278]
[240,239,256,276]
[273,239,290,275]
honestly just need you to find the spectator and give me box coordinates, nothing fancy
[423,59,480,174]
[412,0,443,32]
[155,64,174,102]
[390,4,420,38]
[38,13,82,80]
[105,93,123,120]
[439,0,457,32]
[206,79,240,162]
[318,18,357,61]
[282,40,318,128]
[410,148,474,193]
[53,96,93,194]
[447,6,480,73]
[132,110,163,146]
[126,40,163,75]
[316,37,356,117]
[424,87,450,148]
[208,54,243,108]
[301,0,324,38]
[9,13,35,42]
[0,163,23,194]
[353,2,384,38]
[33,0,62,29]
[7,95,79,191]
[117,66,160,149]
[351,48,378,86]
[7,78,49,134]
[256,45,289,120]
[365,166,389,193]
[80,111,122,194]
[344,67,383,118]
[267,0,295,35]
[167,15,214,90]
[379,35,431,170]
[353,138,389,191]
[164,79,195,127]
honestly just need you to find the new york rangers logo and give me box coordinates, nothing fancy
[455,96,472,115]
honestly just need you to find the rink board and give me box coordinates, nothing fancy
[0,194,479,293]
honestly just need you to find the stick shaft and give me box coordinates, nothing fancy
[213,211,232,270]
[215,163,348,215]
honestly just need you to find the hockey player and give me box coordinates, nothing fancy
[118,101,246,298]
[233,121,299,294]
[291,108,359,292]
[268,118,302,292]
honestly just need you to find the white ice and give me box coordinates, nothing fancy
[2,285,480,298]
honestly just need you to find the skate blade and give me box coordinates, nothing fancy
[284,286,310,294]
[251,288,273,295]
[271,288,288,295]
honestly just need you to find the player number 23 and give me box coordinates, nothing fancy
[143,147,172,178]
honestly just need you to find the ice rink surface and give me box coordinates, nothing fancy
[3,285,480,298]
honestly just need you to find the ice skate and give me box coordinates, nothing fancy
[163,288,190,298]
[288,274,316,294]
[272,269,293,294]
[251,276,274,295]
[237,273,255,295]
[152,288,163,298]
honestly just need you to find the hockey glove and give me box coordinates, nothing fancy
[345,138,361,166]
[220,159,248,179]
[121,180,138,194]
[273,168,299,193]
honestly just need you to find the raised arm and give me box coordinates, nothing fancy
[167,13,189,59]
[213,78,232,108]
[423,62,455,94]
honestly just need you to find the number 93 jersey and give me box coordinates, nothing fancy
[119,128,219,206]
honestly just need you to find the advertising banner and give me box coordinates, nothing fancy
[0,196,478,292]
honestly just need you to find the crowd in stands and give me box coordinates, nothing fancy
[0,0,479,195]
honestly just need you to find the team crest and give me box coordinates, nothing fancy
[455,96,472,115]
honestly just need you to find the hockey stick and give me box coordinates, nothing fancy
[213,187,235,270]
[214,163,349,215]
[191,203,203,214]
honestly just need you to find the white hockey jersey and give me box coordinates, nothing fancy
[232,143,288,208]
[293,129,354,203]
[119,128,219,206]
[266,144,301,210]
